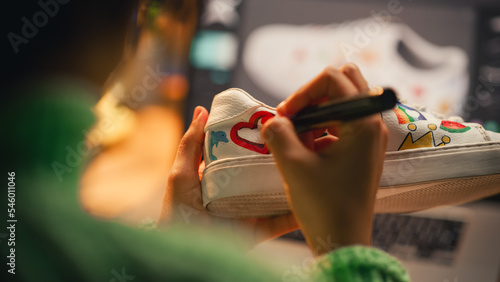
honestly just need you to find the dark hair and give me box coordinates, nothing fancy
[2,0,137,88]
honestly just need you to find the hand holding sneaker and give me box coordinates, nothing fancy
[262,64,388,255]
[158,106,298,244]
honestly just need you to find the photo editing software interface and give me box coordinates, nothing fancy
[187,0,500,133]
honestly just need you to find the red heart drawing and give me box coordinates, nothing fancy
[230,111,275,154]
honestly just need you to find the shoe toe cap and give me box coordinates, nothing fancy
[487,130,500,141]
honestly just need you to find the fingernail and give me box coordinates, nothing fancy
[277,101,289,115]
[263,116,285,139]
[192,106,202,122]
[263,116,275,126]
[272,116,287,131]
[262,117,273,140]
[277,106,294,118]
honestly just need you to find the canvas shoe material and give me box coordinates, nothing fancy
[202,88,500,218]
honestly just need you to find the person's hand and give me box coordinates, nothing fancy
[261,64,388,256]
[158,106,298,246]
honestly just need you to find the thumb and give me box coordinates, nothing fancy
[173,106,208,174]
[261,116,310,166]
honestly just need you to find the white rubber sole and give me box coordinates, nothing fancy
[380,142,500,186]
[202,155,285,218]
[202,142,500,217]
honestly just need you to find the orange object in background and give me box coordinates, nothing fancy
[161,74,189,101]
[79,0,200,223]
[80,106,184,222]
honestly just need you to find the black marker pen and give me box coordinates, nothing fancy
[291,87,398,133]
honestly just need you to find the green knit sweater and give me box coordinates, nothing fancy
[0,81,410,282]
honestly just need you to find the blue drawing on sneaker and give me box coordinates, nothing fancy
[209,131,229,161]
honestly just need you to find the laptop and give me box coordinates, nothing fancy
[252,201,500,282]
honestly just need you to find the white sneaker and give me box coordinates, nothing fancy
[202,88,500,218]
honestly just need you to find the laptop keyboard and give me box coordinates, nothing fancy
[372,214,464,265]
[281,214,465,265]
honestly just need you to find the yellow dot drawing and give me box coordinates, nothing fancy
[428,124,437,130]
[408,123,417,131]
[442,136,451,144]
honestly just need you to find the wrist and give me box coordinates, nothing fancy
[297,205,374,256]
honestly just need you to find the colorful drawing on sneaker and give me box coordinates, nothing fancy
[209,131,229,161]
[439,120,471,133]
[398,123,450,151]
[230,111,274,154]
[392,103,427,124]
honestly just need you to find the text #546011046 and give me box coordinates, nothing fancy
[6,172,16,275]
